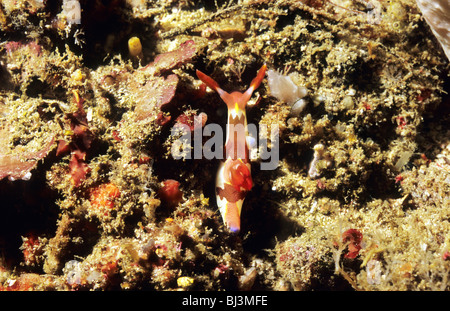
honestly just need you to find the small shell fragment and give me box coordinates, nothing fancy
[267,69,308,105]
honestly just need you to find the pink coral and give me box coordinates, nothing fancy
[134,40,197,120]
[56,91,94,187]
[133,74,179,121]
[158,179,183,207]
[174,111,207,131]
[342,229,363,259]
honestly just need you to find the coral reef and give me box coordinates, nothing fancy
[0,0,448,291]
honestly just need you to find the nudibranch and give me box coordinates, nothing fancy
[196,64,267,233]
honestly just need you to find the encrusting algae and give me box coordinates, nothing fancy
[0,0,449,291]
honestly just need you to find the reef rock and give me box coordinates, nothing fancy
[416,0,450,60]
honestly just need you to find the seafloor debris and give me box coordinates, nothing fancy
[0,0,448,292]
[128,36,143,59]
[415,0,450,60]
[308,143,332,179]
[60,91,94,187]
[158,179,183,208]
[267,69,308,107]
[341,229,363,259]
[0,135,55,181]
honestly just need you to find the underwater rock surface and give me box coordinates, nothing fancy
[416,0,450,60]
[0,0,448,291]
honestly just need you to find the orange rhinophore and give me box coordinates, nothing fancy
[196,64,267,232]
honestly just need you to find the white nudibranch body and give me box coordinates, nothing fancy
[266,69,308,116]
